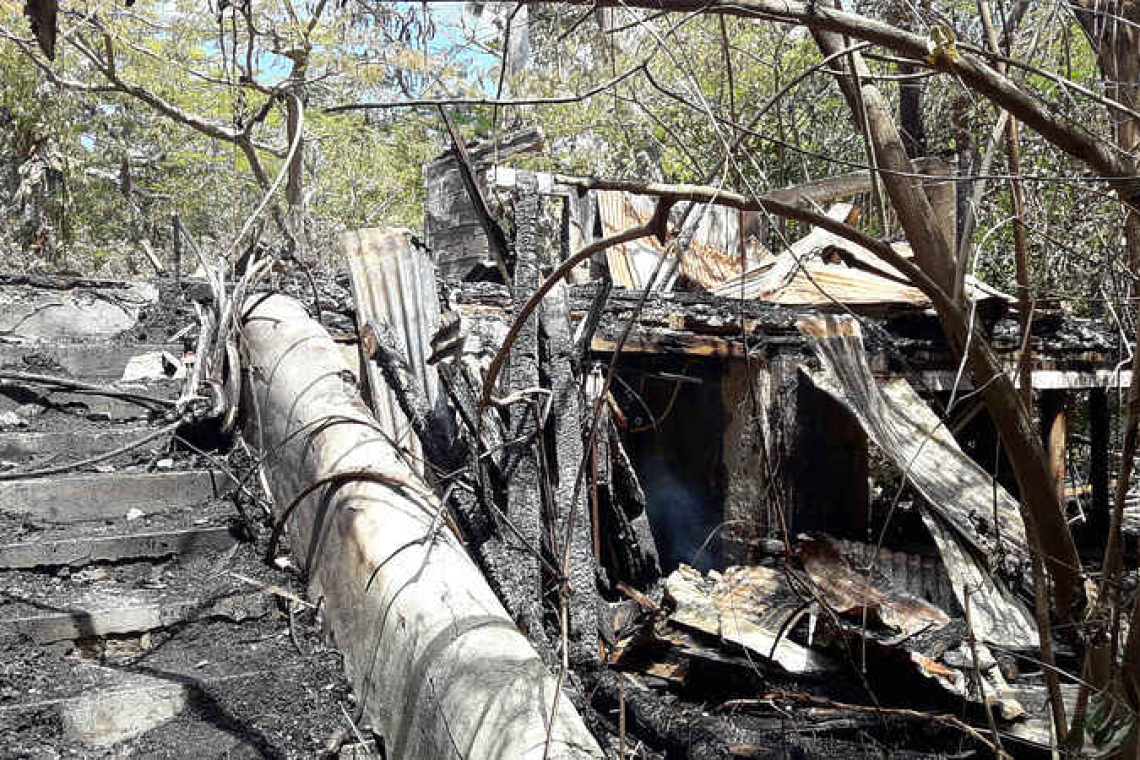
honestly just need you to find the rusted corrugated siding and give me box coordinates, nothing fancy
[596,190,749,291]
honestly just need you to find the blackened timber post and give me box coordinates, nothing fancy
[171,214,182,289]
[503,171,549,657]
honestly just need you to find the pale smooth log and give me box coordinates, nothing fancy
[241,294,602,760]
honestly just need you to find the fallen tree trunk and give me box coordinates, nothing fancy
[240,294,603,760]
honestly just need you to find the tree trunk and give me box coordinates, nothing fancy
[240,294,603,759]
[811,28,1084,620]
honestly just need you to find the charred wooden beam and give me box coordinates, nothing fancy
[241,294,602,759]
[361,318,460,472]
[606,416,661,586]
[503,171,550,653]
[541,280,600,666]
[438,107,512,283]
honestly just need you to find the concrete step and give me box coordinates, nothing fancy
[0,470,232,523]
[0,524,238,569]
[0,427,158,463]
[1,589,273,644]
[0,379,181,421]
[0,342,183,381]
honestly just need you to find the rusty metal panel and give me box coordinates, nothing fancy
[715,215,1011,308]
[595,190,749,291]
[339,229,441,467]
[799,536,949,635]
[596,190,673,290]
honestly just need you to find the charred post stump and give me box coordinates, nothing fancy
[1090,387,1110,538]
[502,171,550,654]
[721,359,774,564]
[541,279,600,666]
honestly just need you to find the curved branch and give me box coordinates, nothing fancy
[6,21,287,159]
[325,59,649,113]
[500,0,1128,178]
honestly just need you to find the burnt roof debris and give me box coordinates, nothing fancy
[296,156,1131,757]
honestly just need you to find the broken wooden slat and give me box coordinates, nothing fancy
[797,314,1038,649]
[0,525,236,569]
[0,470,231,523]
[241,294,602,759]
[590,329,745,358]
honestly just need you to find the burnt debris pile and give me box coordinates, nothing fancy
[277,137,1128,758]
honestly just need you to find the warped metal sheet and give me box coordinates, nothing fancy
[597,191,677,291]
[714,207,1011,308]
[664,564,838,674]
[799,535,950,635]
[797,314,1038,649]
[833,538,956,613]
[339,229,441,470]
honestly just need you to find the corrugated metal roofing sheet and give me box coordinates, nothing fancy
[339,229,441,470]
[596,190,754,291]
[715,207,1010,307]
[596,190,1008,308]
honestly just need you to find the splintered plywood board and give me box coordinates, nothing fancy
[798,315,1038,649]
[798,536,949,635]
[664,565,837,674]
